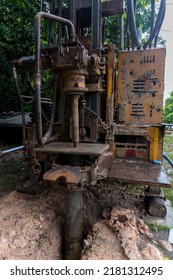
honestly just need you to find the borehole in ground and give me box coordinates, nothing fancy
[0,147,172,259]
[0,180,172,260]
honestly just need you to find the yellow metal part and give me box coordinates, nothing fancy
[149,126,163,161]
[107,67,113,102]
[153,127,159,161]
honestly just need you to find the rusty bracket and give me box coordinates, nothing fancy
[43,152,114,187]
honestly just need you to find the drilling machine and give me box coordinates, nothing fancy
[11,0,170,259]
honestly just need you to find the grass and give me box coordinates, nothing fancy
[163,134,173,206]
[146,223,172,232]
[0,174,19,193]
[124,183,144,192]
[0,153,27,193]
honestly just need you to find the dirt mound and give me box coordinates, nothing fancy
[81,208,165,260]
[0,187,172,260]
[0,146,172,260]
[0,188,65,259]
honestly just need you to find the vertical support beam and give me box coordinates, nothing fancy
[106,44,115,125]
[92,0,100,49]
[65,187,83,260]
[120,14,124,50]
[106,44,116,152]
[153,127,159,161]
[91,0,100,113]
[69,0,76,28]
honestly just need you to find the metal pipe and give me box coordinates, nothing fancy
[35,12,76,145]
[163,152,173,168]
[126,0,141,48]
[40,0,43,12]
[120,14,124,50]
[65,187,83,260]
[70,0,76,29]
[71,95,80,148]
[0,146,25,156]
[92,0,100,49]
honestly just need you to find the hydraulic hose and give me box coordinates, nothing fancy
[12,65,35,105]
[41,75,58,144]
[126,0,141,48]
[150,0,155,35]
[149,0,155,47]
[35,12,76,146]
[127,0,166,49]
[163,152,173,168]
[144,0,166,48]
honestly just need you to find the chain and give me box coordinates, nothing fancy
[31,126,41,175]
[81,99,110,131]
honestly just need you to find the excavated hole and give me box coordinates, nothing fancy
[0,143,172,260]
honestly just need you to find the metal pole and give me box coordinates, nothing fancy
[69,0,76,28]
[65,187,83,260]
[0,146,25,156]
[40,0,43,12]
[92,0,100,49]
[120,14,124,50]
[71,95,80,148]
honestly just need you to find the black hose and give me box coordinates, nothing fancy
[163,152,173,168]
[12,65,35,105]
[126,0,141,48]
[144,0,166,48]
[149,0,155,47]
[150,0,155,34]
[126,0,166,49]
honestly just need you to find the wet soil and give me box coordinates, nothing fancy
[0,140,173,260]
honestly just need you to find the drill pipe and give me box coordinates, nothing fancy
[65,187,83,260]
[71,95,80,148]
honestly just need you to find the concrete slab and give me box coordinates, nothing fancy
[169,229,173,244]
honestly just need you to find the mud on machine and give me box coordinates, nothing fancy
[11,0,170,259]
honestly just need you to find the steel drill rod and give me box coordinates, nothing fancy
[65,187,83,260]
[71,95,80,148]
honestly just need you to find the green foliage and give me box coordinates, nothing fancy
[104,0,163,48]
[104,15,121,47]
[163,91,173,123]
[0,0,41,112]
[146,222,172,232]
[0,0,165,112]
[163,134,173,207]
